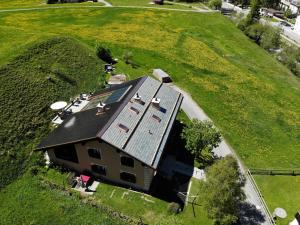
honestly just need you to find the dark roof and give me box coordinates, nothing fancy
[37,77,145,149]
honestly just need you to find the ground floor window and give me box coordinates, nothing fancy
[120,172,136,183]
[54,144,78,163]
[91,164,106,176]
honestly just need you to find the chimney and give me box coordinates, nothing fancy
[151,97,160,108]
[96,101,106,114]
[133,92,141,102]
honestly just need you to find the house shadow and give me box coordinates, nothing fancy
[164,120,195,166]
[238,201,266,225]
[149,120,195,208]
[149,173,191,208]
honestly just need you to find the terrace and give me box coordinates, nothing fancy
[51,85,132,125]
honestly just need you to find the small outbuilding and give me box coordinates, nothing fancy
[108,74,127,85]
[153,69,172,83]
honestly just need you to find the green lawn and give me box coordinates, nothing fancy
[0,0,105,9]
[0,4,300,223]
[0,172,126,225]
[107,0,194,9]
[94,176,212,224]
[254,175,300,225]
[0,0,45,9]
[0,7,299,169]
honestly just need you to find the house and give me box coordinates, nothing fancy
[280,0,300,15]
[37,76,183,191]
[153,69,172,83]
[261,8,284,17]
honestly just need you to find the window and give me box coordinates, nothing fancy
[88,148,101,159]
[152,114,161,123]
[130,106,139,114]
[120,172,136,183]
[121,156,134,167]
[54,144,78,163]
[91,164,106,176]
[118,123,129,133]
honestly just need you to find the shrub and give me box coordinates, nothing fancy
[260,26,281,50]
[123,50,133,65]
[208,0,222,9]
[284,9,292,18]
[47,0,58,4]
[167,202,181,214]
[244,23,265,43]
[277,45,300,76]
[95,43,114,64]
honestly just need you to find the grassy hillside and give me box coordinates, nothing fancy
[0,0,104,9]
[0,36,105,188]
[0,0,44,9]
[0,8,297,168]
[0,173,125,225]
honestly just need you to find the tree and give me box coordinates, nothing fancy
[284,9,292,19]
[245,0,261,26]
[278,45,300,76]
[181,120,221,165]
[260,26,281,50]
[201,156,246,225]
[245,23,265,43]
[208,0,222,9]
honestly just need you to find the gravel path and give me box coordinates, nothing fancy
[98,0,112,7]
[170,84,273,225]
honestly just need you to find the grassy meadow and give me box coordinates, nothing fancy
[0,172,126,225]
[94,178,213,225]
[0,0,44,9]
[106,0,196,9]
[0,0,104,9]
[0,8,298,168]
[255,175,300,225]
[0,3,300,223]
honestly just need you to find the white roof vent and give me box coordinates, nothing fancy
[151,97,161,108]
[133,92,141,101]
[96,101,106,114]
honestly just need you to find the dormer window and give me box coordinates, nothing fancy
[118,123,129,133]
[130,106,139,115]
[152,114,161,123]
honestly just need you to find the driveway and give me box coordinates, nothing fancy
[170,84,273,225]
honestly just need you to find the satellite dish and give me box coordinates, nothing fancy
[50,101,67,111]
[274,208,287,219]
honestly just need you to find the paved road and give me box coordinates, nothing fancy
[222,1,300,46]
[170,84,272,225]
[271,21,300,46]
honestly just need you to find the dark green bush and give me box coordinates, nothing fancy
[95,44,114,64]
[167,202,181,214]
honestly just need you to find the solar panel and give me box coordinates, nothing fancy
[105,85,132,104]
